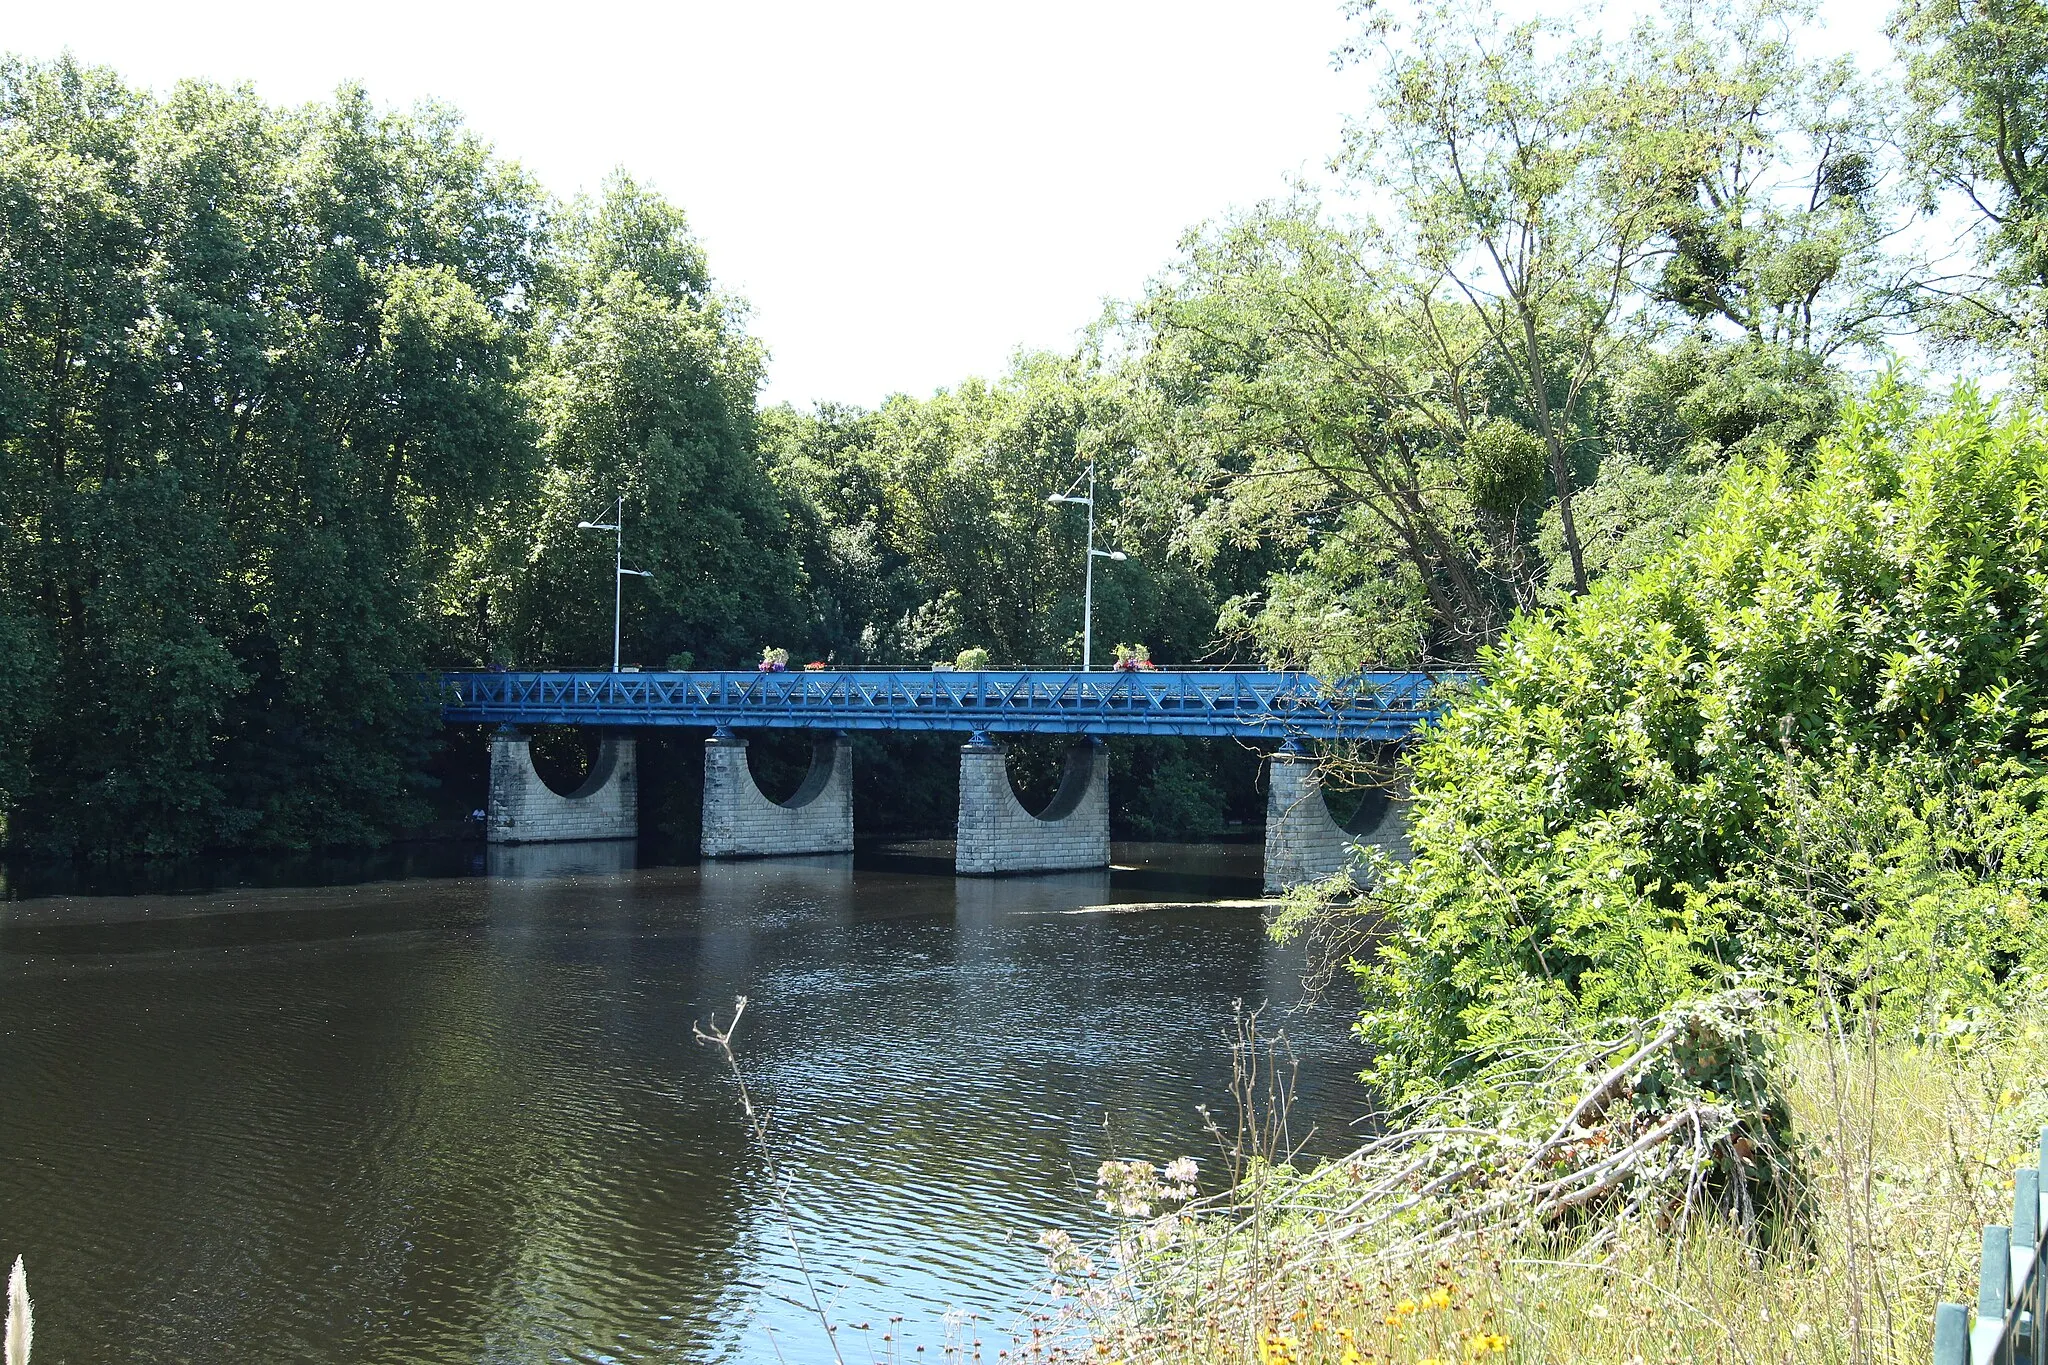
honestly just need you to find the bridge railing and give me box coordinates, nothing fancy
[1933,1130,2048,1364]
[434,668,1477,741]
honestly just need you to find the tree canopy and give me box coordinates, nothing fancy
[6,0,2048,859]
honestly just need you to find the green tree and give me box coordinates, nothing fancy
[1357,385,2048,1097]
[1125,0,1895,671]
[0,60,543,853]
[464,174,802,673]
[1894,0,2048,373]
[768,352,1218,669]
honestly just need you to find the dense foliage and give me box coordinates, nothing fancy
[1360,388,2048,1095]
[7,0,2048,860]
[0,61,1259,856]
[1118,0,1901,672]
[0,64,547,853]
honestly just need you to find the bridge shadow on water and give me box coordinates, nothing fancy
[0,835,1265,953]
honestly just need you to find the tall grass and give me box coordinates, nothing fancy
[1038,1002,2047,1365]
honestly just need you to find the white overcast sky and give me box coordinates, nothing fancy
[9,0,1898,409]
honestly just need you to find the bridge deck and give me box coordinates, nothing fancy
[438,669,1469,741]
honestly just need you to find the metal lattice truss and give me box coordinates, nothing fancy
[437,669,1470,742]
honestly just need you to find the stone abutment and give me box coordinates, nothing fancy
[487,728,639,845]
[1262,749,1411,894]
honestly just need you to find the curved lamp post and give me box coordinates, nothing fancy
[1047,462,1128,671]
[576,496,655,673]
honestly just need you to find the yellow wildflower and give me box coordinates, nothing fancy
[1397,1299,1419,1315]
[1257,1331,1300,1365]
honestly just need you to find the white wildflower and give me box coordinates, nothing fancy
[1037,1228,1094,1278]
[1139,1215,1180,1250]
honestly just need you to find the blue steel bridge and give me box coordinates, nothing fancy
[442,668,1475,889]
[437,668,1471,743]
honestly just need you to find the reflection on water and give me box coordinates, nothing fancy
[0,844,1370,1364]
[486,839,638,880]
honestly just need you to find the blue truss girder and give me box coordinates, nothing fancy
[436,669,1470,742]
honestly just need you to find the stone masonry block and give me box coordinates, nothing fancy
[701,734,854,858]
[488,731,638,845]
[1262,752,1411,894]
[955,739,1109,875]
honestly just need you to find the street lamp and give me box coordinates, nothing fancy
[1047,461,1129,670]
[576,495,655,673]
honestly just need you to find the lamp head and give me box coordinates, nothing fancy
[1108,551,1128,561]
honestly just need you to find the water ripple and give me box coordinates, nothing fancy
[0,850,1364,1363]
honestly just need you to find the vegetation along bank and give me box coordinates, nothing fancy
[13,0,2048,1353]
[1021,0,2048,1358]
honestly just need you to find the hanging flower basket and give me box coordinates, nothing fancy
[758,646,789,673]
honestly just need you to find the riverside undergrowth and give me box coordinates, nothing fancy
[1035,990,2048,1365]
[1020,388,2048,1362]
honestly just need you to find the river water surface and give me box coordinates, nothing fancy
[0,842,1369,1364]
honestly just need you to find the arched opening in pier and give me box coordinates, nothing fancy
[1326,784,1394,838]
[529,726,600,797]
[744,731,826,805]
[997,735,1072,814]
[1313,745,1405,838]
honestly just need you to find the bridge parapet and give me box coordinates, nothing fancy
[439,668,1466,741]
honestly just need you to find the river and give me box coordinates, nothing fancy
[0,841,1371,1364]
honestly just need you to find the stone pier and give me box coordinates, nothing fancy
[956,736,1110,875]
[1263,748,1411,893]
[701,731,855,858]
[487,728,638,845]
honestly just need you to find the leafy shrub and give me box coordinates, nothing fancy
[1361,386,2048,1097]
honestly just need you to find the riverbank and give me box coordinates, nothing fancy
[1060,1000,2040,1365]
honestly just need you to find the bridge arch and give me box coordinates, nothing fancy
[701,730,855,858]
[955,735,1110,875]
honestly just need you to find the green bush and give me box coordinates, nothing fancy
[1361,386,2048,1098]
